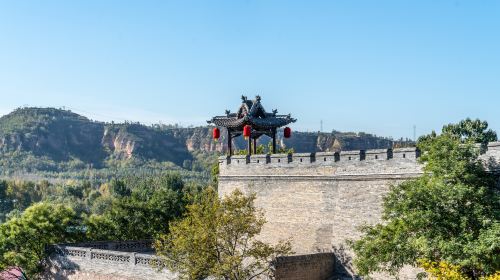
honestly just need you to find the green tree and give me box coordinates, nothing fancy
[351,122,500,279]
[108,179,131,197]
[0,203,83,278]
[350,120,500,279]
[85,174,187,240]
[211,162,219,186]
[442,118,497,145]
[0,181,14,223]
[85,189,183,240]
[154,188,293,280]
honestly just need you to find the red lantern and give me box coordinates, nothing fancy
[284,127,292,138]
[213,127,220,142]
[243,125,251,140]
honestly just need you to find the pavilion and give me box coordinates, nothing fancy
[207,95,296,155]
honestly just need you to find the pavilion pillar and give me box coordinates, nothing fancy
[272,129,277,154]
[227,129,232,156]
[247,135,252,155]
[253,138,257,154]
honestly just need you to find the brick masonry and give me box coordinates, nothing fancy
[274,253,336,280]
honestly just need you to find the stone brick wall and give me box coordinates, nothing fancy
[274,253,336,280]
[218,143,500,279]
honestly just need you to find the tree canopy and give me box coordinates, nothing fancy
[0,173,201,278]
[0,203,83,277]
[350,119,500,279]
[85,174,190,241]
[442,118,497,145]
[154,188,293,280]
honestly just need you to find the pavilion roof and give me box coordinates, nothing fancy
[207,95,296,131]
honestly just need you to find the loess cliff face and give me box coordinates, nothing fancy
[102,126,136,159]
[178,127,226,153]
[101,123,192,165]
[0,108,398,171]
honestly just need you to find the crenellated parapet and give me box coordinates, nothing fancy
[219,147,420,166]
[218,147,423,180]
[219,142,500,178]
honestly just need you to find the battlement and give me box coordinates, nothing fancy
[218,141,500,181]
[219,147,420,167]
[220,142,500,168]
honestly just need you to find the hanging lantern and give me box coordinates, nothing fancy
[213,127,220,142]
[243,125,251,140]
[284,127,292,138]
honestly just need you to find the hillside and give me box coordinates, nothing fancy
[0,107,405,178]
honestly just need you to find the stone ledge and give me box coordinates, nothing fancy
[219,173,423,181]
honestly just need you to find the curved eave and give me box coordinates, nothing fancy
[208,117,247,129]
[208,115,296,130]
[250,117,296,130]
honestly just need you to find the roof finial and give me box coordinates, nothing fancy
[255,95,261,102]
[241,95,247,102]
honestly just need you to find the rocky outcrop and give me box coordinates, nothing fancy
[102,126,136,159]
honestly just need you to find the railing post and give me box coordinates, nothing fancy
[130,253,136,267]
[86,248,92,260]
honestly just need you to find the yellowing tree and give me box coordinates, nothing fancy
[154,188,293,280]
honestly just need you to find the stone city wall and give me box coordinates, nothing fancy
[218,147,423,255]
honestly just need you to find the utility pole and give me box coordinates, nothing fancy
[413,125,416,142]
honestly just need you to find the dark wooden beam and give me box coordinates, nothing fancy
[247,135,252,155]
[227,129,232,156]
[272,128,277,154]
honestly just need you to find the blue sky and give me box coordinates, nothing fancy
[0,1,499,139]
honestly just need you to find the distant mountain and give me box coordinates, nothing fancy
[0,107,405,175]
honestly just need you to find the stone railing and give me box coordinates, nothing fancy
[47,241,177,280]
[49,240,161,268]
[55,240,153,252]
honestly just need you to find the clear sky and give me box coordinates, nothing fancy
[0,1,499,139]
